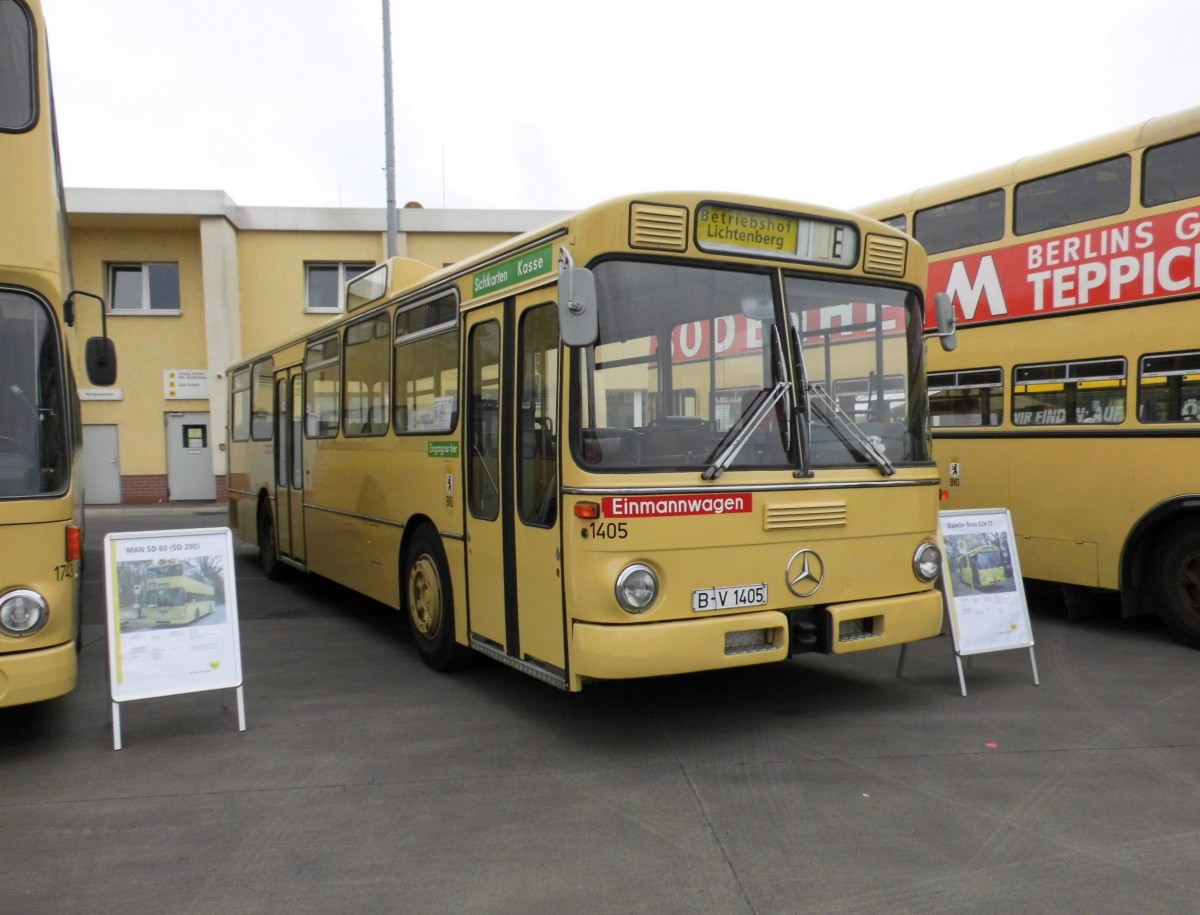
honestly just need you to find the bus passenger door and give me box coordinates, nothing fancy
[511,297,564,674]
[464,296,565,681]
[274,369,306,565]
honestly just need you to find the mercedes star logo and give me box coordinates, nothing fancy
[786,548,825,598]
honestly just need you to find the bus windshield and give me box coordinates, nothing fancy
[574,260,928,472]
[0,291,68,497]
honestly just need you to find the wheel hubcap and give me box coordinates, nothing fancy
[409,554,442,638]
[1177,545,1200,615]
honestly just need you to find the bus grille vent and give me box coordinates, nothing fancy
[629,203,689,251]
[764,501,847,530]
[863,234,907,277]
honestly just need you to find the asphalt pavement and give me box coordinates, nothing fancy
[2,506,1199,915]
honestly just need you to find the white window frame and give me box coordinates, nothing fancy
[107,262,182,315]
[305,262,375,314]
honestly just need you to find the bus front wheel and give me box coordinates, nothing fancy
[404,526,470,671]
[1155,522,1200,649]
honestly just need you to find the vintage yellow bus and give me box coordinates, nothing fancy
[0,0,116,706]
[956,545,1007,591]
[141,562,216,625]
[227,191,956,690]
[863,105,1200,647]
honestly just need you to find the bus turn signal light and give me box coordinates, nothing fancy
[66,525,82,562]
[574,501,601,520]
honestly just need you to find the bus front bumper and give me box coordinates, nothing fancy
[0,641,78,708]
[570,589,944,682]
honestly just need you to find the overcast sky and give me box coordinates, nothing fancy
[43,0,1200,214]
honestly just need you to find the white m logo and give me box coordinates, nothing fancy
[943,256,1007,320]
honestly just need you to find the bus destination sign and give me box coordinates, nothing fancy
[471,243,554,297]
[695,204,858,267]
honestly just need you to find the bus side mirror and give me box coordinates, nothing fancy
[930,292,958,352]
[67,289,119,385]
[85,337,118,386]
[557,249,598,347]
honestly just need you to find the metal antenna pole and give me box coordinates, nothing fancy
[382,0,398,257]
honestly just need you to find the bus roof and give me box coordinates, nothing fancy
[861,105,1200,219]
[230,190,917,370]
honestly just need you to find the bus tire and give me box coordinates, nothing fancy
[257,505,290,582]
[1154,522,1200,649]
[403,525,470,671]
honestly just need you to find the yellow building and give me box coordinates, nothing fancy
[66,188,563,504]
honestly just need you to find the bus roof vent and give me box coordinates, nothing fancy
[629,202,689,251]
[862,234,908,277]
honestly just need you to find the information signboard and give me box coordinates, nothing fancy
[103,527,245,748]
[937,508,1039,695]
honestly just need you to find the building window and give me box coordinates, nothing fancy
[108,263,181,314]
[305,262,374,314]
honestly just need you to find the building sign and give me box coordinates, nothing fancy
[164,369,210,400]
[471,243,554,297]
[932,205,1200,326]
[80,388,124,401]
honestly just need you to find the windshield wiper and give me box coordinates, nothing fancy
[701,380,791,481]
[789,326,894,476]
[808,384,896,475]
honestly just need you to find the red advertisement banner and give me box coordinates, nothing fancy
[929,206,1200,326]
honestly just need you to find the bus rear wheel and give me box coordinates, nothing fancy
[404,525,470,671]
[1154,522,1200,649]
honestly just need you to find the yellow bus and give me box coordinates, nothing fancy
[0,0,117,706]
[227,191,956,690]
[141,562,216,625]
[862,105,1200,647]
[956,545,1007,591]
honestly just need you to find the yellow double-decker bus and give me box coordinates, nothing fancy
[227,192,956,690]
[863,105,1200,647]
[141,562,216,625]
[1,0,116,706]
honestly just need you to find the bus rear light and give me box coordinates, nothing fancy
[574,501,601,520]
[0,589,49,637]
[66,525,82,562]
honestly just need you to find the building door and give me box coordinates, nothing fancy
[165,412,216,501]
[463,293,565,681]
[82,424,121,504]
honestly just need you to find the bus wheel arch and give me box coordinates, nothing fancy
[256,493,289,582]
[1122,498,1200,618]
[401,522,470,671]
[1152,519,1200,649]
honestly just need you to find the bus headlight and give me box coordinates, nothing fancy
[615,564,658,614]
[913,542,942,583]
[0,589,50,637]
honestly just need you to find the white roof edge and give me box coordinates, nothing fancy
[65,187,570,234]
